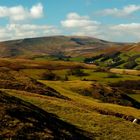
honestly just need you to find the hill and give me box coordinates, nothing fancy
[84,43,140,70]
[0,35,139,69]
[0,36,126,58]
[0,36,140,139]
[0,91,93,139]
[0,63,140,139]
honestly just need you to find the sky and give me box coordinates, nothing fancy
[0,0,140,42]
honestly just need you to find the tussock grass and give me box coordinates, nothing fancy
[41,80,140,117]
[0,58,95,70]
[5,86,140,140]
[0,57,140,139]
[110,68,140,76]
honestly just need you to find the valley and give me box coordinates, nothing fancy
[0,36,140,140]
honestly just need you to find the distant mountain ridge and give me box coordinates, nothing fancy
[0,36,132,58]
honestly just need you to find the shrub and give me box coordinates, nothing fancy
[124,61,137,69]
[107,73,122,78]
[67,68,88,76]
[42,71,61,80]
[108,60,125,67]
[110,80,140,90]
[94,67,109,72]
[64,75,69,81]
[84,54,103,63]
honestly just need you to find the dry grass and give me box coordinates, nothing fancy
[41,80,140,118]
[0,57,140,140]
[4,86,140,140]
[110,68,140,76]
[0,58,96,70]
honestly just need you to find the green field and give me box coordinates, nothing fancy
[21,68,140,83]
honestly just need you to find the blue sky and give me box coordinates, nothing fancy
[0,0,140,42]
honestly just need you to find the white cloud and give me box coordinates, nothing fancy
[98,5,140,17]
[61,12,100,28]
[0,24,61,41]
[109,23,140,41]
[61,12,101,36]
[0,5,140,43]
[110,23,140,31]
[0,3,43,21]
[61,12,140,42]
[93,23,140,42]
[30,3,43,19]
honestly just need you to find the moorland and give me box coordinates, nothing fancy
[0,36,140,140]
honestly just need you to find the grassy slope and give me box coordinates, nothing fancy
[0,58,95,70]
[20,66,140,103]
[0,36,139,70]
[21,68,140,82]
[86,52,140,70]
[4,81,140,140]
[0,58,140,139]
[129,94,140,102]
[0,36,122,58]
[0,91,93,139]
[53,69,140,84]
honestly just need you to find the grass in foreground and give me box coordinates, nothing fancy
[4,80,140,140]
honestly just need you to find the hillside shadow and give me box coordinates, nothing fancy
[0,91,95,140]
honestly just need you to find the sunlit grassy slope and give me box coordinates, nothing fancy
[4,80,140,140]
[19,63,140,104]
[21,68,140,83]
[0,58,140,139]
[129,94,140,102]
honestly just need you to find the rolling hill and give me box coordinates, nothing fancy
[0,36,140,139]
[0,35,139,69]
[0,36,127,58]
